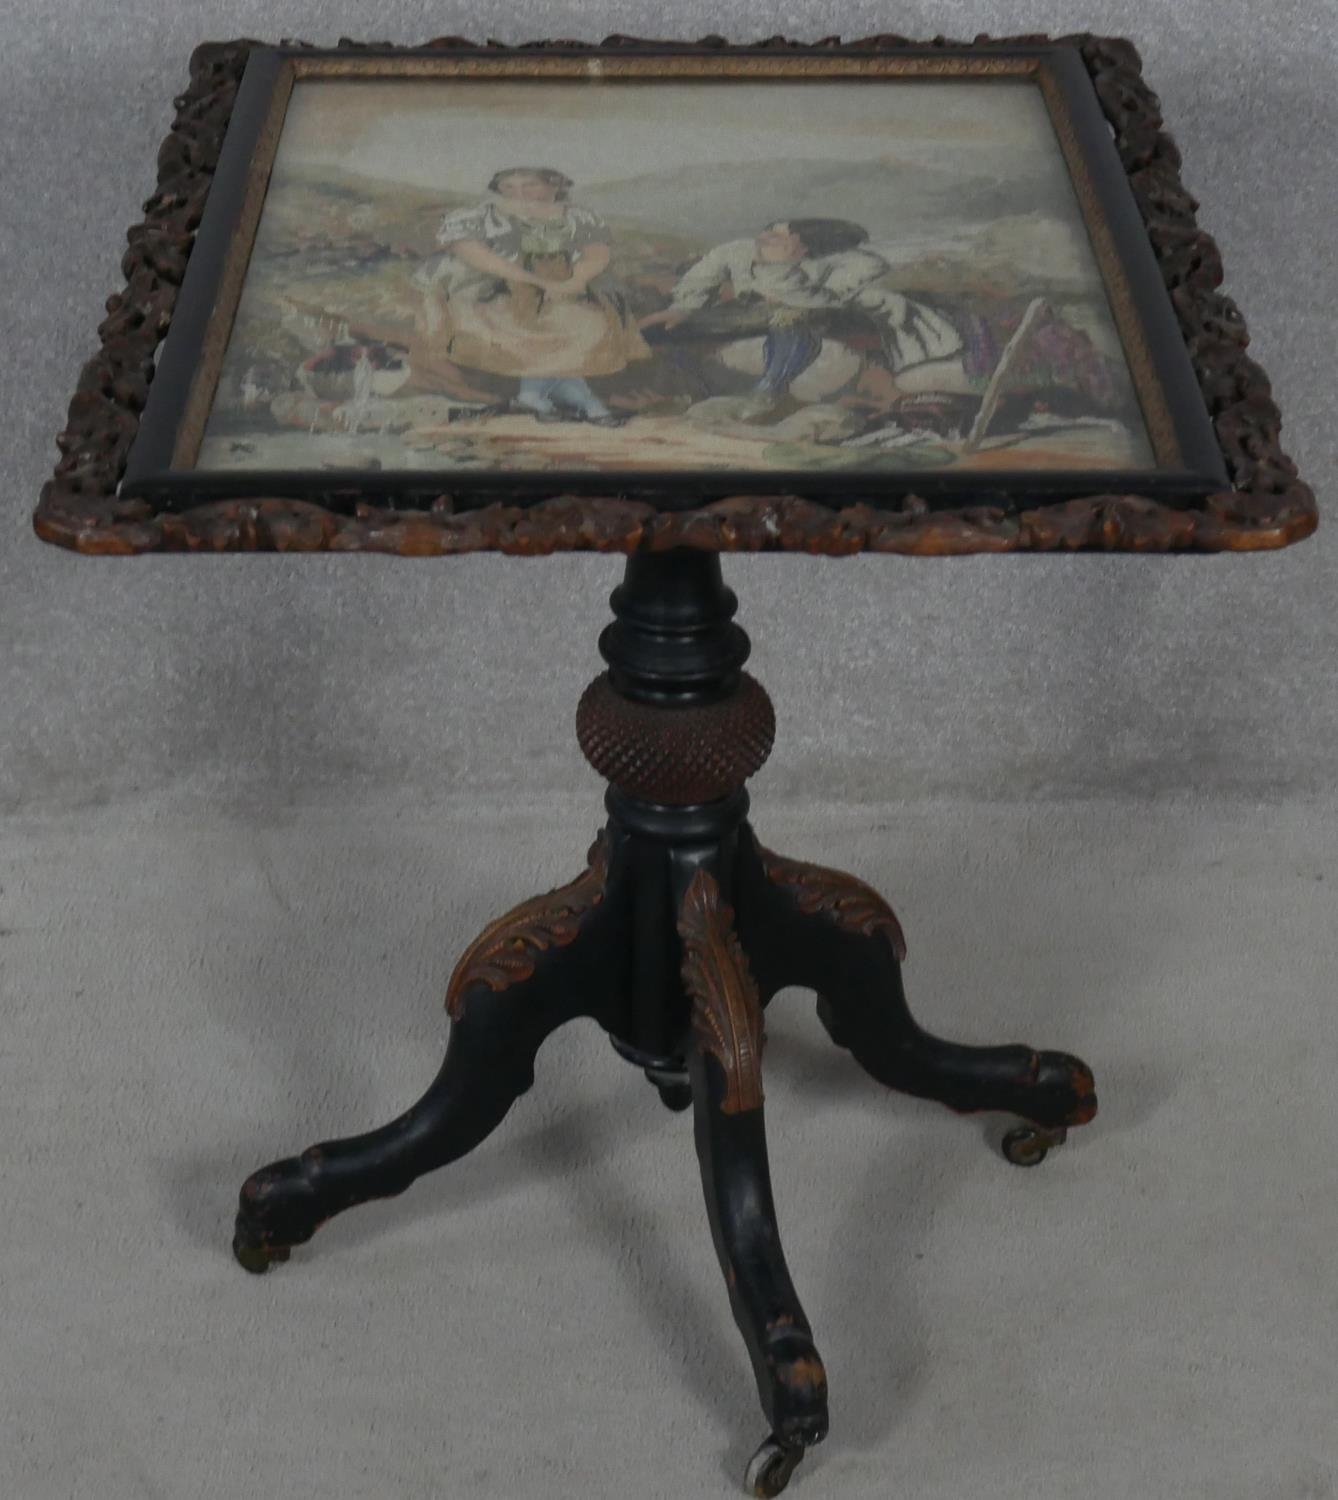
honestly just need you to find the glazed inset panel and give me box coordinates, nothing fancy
[192,74,1158,480]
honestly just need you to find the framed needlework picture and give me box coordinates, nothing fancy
[119,43,1230,510]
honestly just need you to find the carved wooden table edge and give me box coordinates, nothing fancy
[34,31,1317,558]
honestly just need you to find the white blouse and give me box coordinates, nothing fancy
[667,239,963,372]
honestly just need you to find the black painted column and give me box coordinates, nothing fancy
[576,550,774,1060]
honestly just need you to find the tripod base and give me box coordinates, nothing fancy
[233,814,1096,1493]
[234,553,1096,1492]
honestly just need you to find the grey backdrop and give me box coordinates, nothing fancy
[4,5,1335,1500]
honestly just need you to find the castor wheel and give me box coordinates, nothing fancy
[1001,1124,1068,1167]
[745,1433,806,1497]
[655,1080,693,1112]
[643,1062,692,1113]
[232,1233,291,1275]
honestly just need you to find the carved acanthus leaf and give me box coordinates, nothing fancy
[759,847,908,962]
[678,867,765,1114]
[445,832,609,1019]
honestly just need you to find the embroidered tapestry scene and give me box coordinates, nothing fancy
[197,78,1157,477]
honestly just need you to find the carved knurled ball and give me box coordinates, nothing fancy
[576,672,775,805]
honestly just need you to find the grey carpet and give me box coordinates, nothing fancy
[3,3,1335,1498]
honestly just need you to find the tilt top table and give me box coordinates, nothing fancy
[38,33,1314,1497]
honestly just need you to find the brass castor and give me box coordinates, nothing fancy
[745,1433,807,1497]
[232,1234,290,1275]
[1001,1124,1069,1167]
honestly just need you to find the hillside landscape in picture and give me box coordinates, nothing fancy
[196,76,1157,479]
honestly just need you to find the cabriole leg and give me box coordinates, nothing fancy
[679,862,828,1494]
[736,831,1097,1159]
[233,832,621,1270]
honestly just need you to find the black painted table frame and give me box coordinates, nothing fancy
[232,550,1097,1497]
